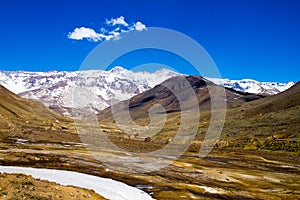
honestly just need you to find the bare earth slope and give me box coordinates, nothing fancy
[220,81,300,152]
[0,85,72,130]
[98,77,299,153]
[98,76,264,122]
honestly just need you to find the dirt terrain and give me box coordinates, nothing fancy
[0,128,299,199]
[0,172,106,200]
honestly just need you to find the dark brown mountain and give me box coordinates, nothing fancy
[98,76,264,122]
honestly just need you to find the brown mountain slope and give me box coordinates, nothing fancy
[238,81,300,117]
[0,85,72,130]
[219,82,300,152]
[97,77,299,153]
[98,76,263,122]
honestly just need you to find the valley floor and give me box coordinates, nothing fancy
[0,131,299,200]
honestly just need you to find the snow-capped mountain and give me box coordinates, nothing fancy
[206,78,295,95]
[0,66,295,116]
[0,66,178,116]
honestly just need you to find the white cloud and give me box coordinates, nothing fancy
[109,30,121,40]
[134,21,147,31]
[68,27,103,42]
[68,27,119,42]
[68,16,147,42]
[106,16,128,27]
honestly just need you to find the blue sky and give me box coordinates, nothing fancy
[0,0,299,82]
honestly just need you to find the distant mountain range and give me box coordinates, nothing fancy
[0,69,299,152]
[0,66,294,116]
[0,67,178,116]
[206,77,294,95]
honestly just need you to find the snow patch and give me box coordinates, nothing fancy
[0,166,154,200]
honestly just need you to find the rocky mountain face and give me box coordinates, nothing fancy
[0,66,294,116]
[0,67,178,116]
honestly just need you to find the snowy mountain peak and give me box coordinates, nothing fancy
[109,66,129,74]
[154,68,179,76]
[0,67,295,116]
[0,67,179,116]
[206,77,295,95]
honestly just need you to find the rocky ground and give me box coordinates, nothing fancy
[0,127,299,200]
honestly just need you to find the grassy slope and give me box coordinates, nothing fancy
[219,82,300,152]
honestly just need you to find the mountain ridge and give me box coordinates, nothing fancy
[0,67,178,116]
[0,66,295,116]
[98,75,264,123]
[97,77,300,153]
[206,77,294,95]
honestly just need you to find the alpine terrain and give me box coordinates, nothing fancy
[0,67,294,116]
